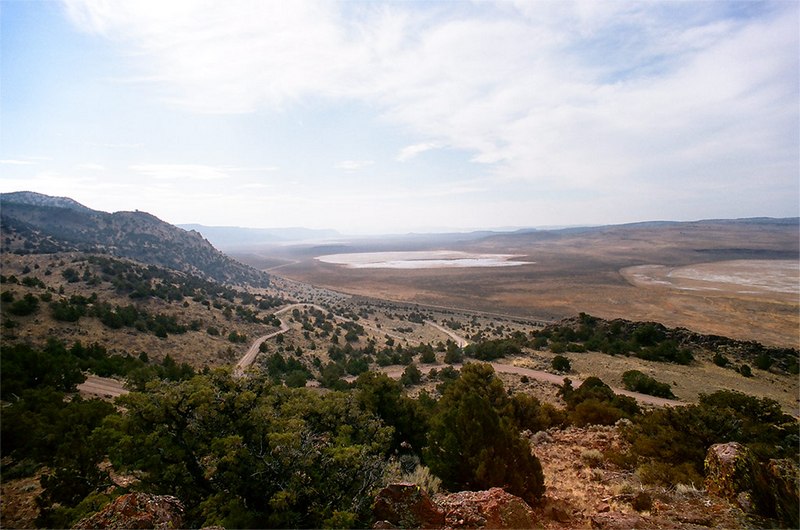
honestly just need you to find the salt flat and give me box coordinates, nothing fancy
[316,250,532,269]
[622,260,799,295]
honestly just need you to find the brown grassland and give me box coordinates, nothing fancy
[246,221,799,349]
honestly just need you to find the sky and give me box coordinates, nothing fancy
[1,0,798,235]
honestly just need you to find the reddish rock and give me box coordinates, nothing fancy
[373,483,445,529]
[72,493,184,529]
[435,487,536,529]
[704,442,758,512]
[765,458,800,529]
[595,502,610,513]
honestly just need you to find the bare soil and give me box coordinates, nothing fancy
[532,425,749,529]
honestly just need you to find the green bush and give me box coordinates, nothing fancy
[7,293,39,316]
[424,363,545,503]
[559,377,640,426]
[551,355,571,372]
[621,370,675,398]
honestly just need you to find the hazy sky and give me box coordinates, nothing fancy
[1,1,798,234]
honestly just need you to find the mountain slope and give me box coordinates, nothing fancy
[0,192,269,287]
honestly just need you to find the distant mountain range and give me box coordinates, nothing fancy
[0,191,269,287]
[178,224,342,248]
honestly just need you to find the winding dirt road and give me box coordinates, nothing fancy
[425,320,470,348]
[235,302,682,406]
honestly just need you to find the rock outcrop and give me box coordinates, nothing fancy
[705,442,800,527]
[764,458,800,529]
[435,487,536,529]
[704,441,758,512]
[72,493,185,529]
[373,483,536,529]
[373,483,445,529]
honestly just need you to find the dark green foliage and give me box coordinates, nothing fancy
[0,338,193,400]
[50,298,87,322]
[346,356,370,376]
[108,373,393,528]
[551,355,571,372]
[464,338,521,360]
[21,276,46,288]
[538,316,694,365]
[510,393,567,433]
[621,370,675,398]
[7,292,39,316]
[444,341,463,363]
[625,390,799,488]
[424,363,545,504]
[228,330,247,343]
[355,372,430,453]
[319,361,348,390]
[88,300,187,337]
[1,341,85,399]
[264,352,311,386]
[713,352,730,367]
[559,377,640,426]
[400,363,422,387]
[542,314,799,372]
[2,388,116,528]
[62,267,80,283]
[739,364,753,377]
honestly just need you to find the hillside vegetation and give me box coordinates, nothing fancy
[1,192,269,287]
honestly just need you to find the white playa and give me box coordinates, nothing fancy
[316,250,532,269]
[622,260,799,295]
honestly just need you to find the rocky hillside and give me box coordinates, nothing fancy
[0,192,269,287]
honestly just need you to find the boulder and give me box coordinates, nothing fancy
[435,487,536,529]
[73,493,185,529]
[704,442,758,512]
[373,483,445,529]
[765,458,800,529]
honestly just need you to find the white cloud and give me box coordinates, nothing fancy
[76,163,106,171]
[129,164,230,181]
[60,0,799,226]
[0,159,36,165]
[396,142,441,162]
[335,160,374,171]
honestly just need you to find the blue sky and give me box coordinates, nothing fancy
[1,0,797,234]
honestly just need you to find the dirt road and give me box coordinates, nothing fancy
[425,320,470,348]
[234,304,301,376]
[77,375,129,399]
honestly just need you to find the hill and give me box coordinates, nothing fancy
[1,192,269,287]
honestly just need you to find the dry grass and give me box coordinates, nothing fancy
[254,221,799,349]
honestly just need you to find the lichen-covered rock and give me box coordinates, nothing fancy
[765,458,800,529]
[373,483,445,529]
[435,487,536,529]
[72,493,184,529]
[704,442,758,512]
